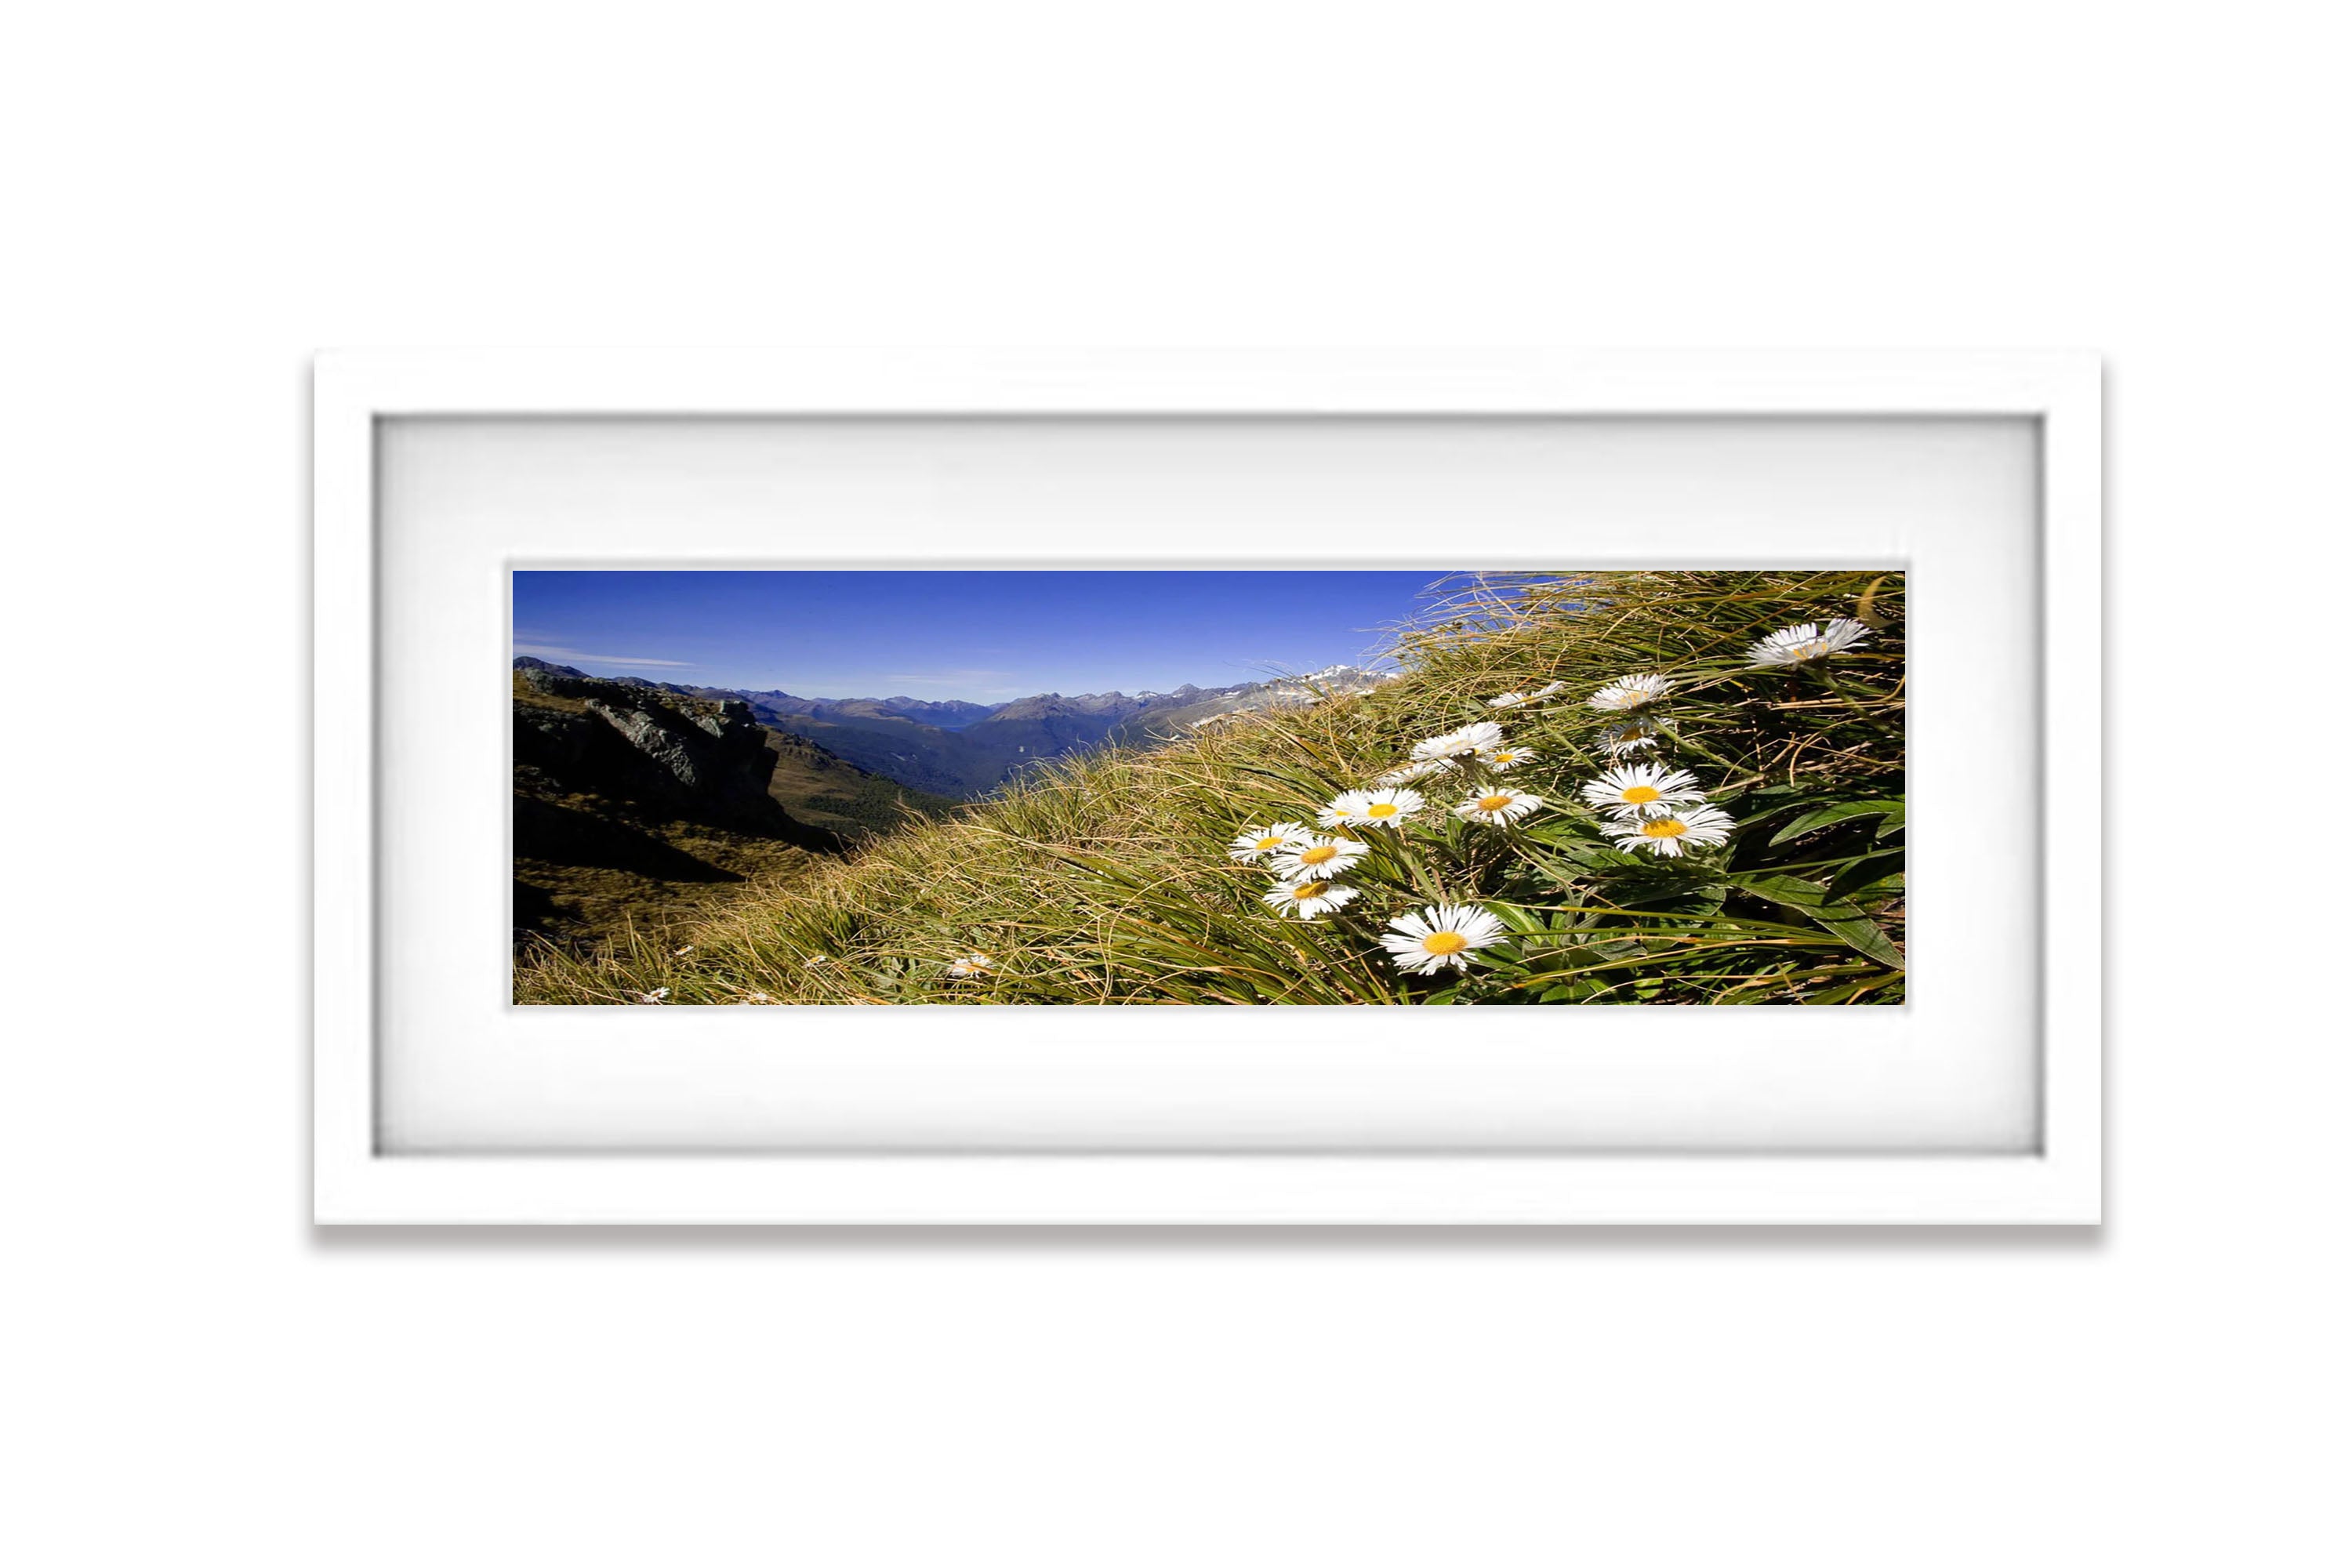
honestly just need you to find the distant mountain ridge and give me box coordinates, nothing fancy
[517,659,1399,800]
[723,666,1397,797]
[730,690,1000,729]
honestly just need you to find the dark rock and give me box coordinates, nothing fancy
[515,670,828,841]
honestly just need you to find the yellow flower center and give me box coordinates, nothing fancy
[1255,836,1284,852]
[1421,931,1470,955]
[1478,794,1513,811]
[1298,844,1339,866]
[1640,818,1688,838]
[1367,802,1398,818]
[1621,785,1661,804]
[1289,880,1330,901]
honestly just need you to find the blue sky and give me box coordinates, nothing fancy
[513,570,1446,700]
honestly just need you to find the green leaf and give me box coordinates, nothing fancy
[1485,902,1557,938]
[1827,851,1906,903]
[1729,872,1906,970]
[1769,800,1904,846]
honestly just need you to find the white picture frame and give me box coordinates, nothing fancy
[314,350,2101,1225]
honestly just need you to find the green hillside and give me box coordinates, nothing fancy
[759,702,1132,798]
[515,570,1906,1005]
[513,789,830,952]
[763,730,963,838]
[512,672,956,954]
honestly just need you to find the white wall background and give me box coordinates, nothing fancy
[3,4,2343,1564]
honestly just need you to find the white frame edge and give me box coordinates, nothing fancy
[313,350,2103,1225]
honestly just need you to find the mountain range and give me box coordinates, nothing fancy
[517,658,1399,799]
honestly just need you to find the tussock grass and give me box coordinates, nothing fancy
[514,570,1905,1005]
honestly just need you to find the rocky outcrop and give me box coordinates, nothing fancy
[580,695,776,817]
[514,669,822,840]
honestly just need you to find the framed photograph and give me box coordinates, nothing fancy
[314,350,2100,1224]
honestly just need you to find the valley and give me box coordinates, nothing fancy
[709,666,1397,799]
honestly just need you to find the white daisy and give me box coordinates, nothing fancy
[1378,903,1511,975]
[1747,618,1871,666]
[1579,763,1709,819]
[634,987,670,1004]
[1269,834,1371,882]
[744,992,775,1004]
[1229,821,1312,863]
[1409,720,1505,762]
[1595,715,1665,756]
[1530,681,1570,699]
[1588,673,1675,711]
[1475,744,1537,771]
[1606,802,1737,858]
[1318,787,1425,829]
[1486,690,1534,710]
[672,945,695,957]
[1373,758,1456,787]
[1454,789,1545,826]
[1261,878,1361,920]
[945,952,994,978]
[804,954,830,967]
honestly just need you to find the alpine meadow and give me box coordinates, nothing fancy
[514,569,1906,1005]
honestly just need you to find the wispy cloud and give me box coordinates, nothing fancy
[514,642,698,670]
